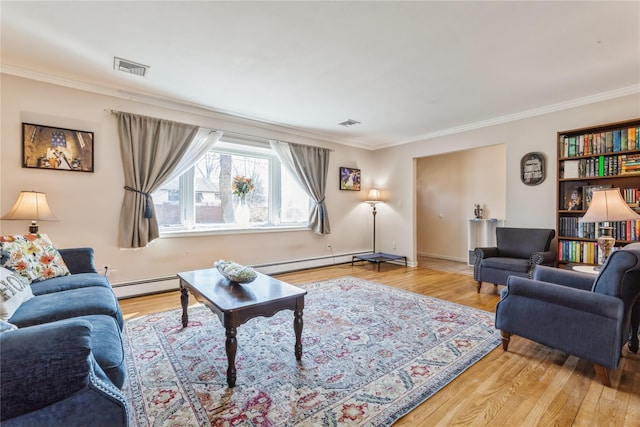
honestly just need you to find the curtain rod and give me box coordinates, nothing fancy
[104,108,334,151]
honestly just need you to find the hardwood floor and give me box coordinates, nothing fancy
[119,261,639,426]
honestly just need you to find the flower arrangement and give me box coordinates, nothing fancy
[214,260,257,284]
[231,175,255,202]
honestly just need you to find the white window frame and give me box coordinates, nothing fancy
[157,139,310,236]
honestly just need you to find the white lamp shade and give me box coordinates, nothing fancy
[366,188,382,203]
[579,188,640,223]
[2,191,58,221]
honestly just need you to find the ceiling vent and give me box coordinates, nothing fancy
[113,57,150,77]
[338,119,361,127]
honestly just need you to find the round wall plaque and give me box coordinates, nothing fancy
[520,152,546,186]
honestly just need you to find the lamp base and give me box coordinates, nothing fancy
[597,226,615,265]
[28,221,39,234]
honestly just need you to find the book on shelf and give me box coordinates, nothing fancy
[563,160,580,178]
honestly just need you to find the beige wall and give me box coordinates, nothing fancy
[0,74,376,289]
[416,145,506,262]
[372,94,640,265]
[2,73,639,292]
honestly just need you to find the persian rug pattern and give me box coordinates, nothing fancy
[123,277,501,426]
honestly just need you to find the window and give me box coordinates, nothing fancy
[153,139,310,232]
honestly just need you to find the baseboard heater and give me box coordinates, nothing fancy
[112,252,375,299]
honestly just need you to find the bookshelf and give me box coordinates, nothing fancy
[557,118,640,266]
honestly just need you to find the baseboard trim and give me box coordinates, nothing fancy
[113,251,416,299]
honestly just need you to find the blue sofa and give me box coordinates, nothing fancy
[0,248,128,426]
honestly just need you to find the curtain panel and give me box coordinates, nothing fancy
[116,112,221,248]
[270,141,331,235]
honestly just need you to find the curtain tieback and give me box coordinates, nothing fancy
[124,186,153,219]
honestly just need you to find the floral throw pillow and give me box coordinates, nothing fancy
[0,267,34,320]
[0,234,70,283]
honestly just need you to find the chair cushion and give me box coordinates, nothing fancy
[0,267,34,321]
[79,314,125,388]
[8,287,121,328]
[481,257,531,273]
[30,273,111,296]
[496,228,554,259]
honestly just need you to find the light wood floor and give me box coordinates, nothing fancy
[119,260,639,426]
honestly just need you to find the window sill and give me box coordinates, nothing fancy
[159,225,310,238]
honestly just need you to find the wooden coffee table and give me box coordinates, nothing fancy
[177,268,306,387]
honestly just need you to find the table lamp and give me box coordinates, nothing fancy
[579,188,640,266]
[1,191,58,233]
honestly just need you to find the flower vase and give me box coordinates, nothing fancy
[235,200,250,225]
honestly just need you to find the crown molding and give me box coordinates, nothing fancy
[0,64,366,149]
[3,64,638,152]
[389,84,640,148]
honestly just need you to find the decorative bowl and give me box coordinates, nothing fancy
[214,260,257,284]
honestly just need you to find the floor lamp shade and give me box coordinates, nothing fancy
[2,191,58,233]
[579,188,640,264]
[366,188,382,204]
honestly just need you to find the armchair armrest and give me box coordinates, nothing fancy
[532,265,595,291]
[530,250,557,267]
[59,248,98,274]
[1,319,94,420]
[475,247,499,260]
[504,276,620,319]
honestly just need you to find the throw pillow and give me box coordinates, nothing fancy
[0,234,70,283]
[0,267,34,320]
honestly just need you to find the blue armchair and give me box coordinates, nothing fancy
[474,227,556,293]
[495,243,640,386]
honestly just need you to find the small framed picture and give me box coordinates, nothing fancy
[520,152,546,186]
[582,185,611,210]
[22,123,94,172]
[339,167,361,191]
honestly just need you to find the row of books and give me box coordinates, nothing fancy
[558,241,601,264]
[558,217,640,242]
[561,154,640,178]
[560,126,639,158]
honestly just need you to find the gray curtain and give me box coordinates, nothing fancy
[117,112,202,248]
[270,141,331,235]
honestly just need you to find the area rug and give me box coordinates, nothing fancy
[122,276,501,426]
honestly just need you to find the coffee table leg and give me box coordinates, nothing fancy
[294,309,303,360]
[225,327,237,387]
[180,283,189,328]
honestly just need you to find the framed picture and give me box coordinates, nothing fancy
[339,167,361,191]
[22,123,94,172]
[562,181,586,211]
[582,185,611,210]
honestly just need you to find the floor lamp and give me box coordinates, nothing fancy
[366,188,382,253]
[579,188,640,267]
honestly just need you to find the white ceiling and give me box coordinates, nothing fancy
[2,1,639,149]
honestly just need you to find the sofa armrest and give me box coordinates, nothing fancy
[532,265,595,291]
[59,248,99,274]
[1,319,94,420]
[530,250,557,267]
